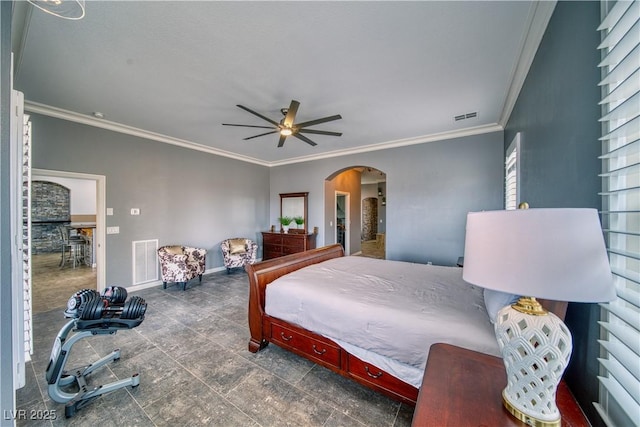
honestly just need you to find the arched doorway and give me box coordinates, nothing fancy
[324,166,386,258]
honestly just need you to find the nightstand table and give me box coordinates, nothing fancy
[412,343,589,426]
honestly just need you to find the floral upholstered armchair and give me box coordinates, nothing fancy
[157,245,207,290]
[220,238,258,273]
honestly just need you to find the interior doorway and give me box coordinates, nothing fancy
[335,191,350,254]
[325,166,386,258]
[31,169,106,312]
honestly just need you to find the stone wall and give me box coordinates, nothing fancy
[362,197,378,241]
[31,181,70,253]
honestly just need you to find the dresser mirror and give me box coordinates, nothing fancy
[280,192,308,233]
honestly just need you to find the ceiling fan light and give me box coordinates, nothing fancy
[280,128,293,136]
[28,0,85,20]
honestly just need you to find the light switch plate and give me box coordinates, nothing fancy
[130,208,140,215]
[106,226,119,234]
[106,208,113,216]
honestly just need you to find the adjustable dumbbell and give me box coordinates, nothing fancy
[102,286,128,305]
[78,295,147,321]
[120,296,147,319]
[65,289,100,318]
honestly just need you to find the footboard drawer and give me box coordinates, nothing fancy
[270,322,341,369]
[347,354,419,403]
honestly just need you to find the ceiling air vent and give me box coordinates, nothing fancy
[454,112,478,122]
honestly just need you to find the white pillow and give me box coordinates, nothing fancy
[483,289,519,323]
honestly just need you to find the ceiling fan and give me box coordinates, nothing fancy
[222,100,342,147]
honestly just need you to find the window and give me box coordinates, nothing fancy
[595,1,639,426]
[505,133,521,210]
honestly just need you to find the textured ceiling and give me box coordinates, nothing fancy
[12,1,553,166]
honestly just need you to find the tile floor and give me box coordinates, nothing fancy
[16,270,414,426]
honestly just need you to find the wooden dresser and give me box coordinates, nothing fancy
[261,231,316,260]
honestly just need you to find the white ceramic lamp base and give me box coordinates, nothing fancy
[495,298,573,427]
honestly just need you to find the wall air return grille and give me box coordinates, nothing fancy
[132,239,158,285]
[454,112,478,121]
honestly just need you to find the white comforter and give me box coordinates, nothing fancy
[264,256,500,387]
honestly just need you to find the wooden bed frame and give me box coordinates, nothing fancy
[246,244,568,406]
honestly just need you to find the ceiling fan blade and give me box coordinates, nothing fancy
[298,129,342,137]
[295,114,342,129]
[243,130,278,140]
[293,133,318,147]
[222,123,275,129]
[277,134,287,148]
[283,100,300,128]
[236,105,280,126]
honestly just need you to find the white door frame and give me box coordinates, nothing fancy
[32,169,106,292]
[335,191,350,255]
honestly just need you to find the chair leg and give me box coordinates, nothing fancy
[226,268,231,274]
[199,274,203,282]
[162,282,167,289]
[59,245,66,268]
[181,282,186,291]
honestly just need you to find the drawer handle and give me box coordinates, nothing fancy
[364,366,383,379]
[280,332,293,341]
[312,345,327,355]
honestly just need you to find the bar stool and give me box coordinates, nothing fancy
[58,226,85,268]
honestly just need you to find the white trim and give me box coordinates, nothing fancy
[24,101,267,166]
[26,100,503,168]
[126,265,228,292]
[31,168,106,292]
[269,123,504,167]
[499,1,557,127]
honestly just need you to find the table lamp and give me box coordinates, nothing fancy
[463,207,615,427]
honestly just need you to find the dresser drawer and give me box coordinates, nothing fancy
[263,234,283,245]
[348,354,417,401]
[271,323,341,369]
[262,246,281,260]
[283,235,306,251]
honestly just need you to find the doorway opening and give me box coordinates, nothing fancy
[325,166,386,258]
[31,169,106,313]
[335,191,350,254]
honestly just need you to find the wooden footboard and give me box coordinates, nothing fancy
[245,244,419,405]
[246,244,344,353]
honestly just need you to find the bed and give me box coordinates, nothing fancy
[246,244,567,405]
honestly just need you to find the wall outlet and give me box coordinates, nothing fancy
[106,208,113,216]
[130,208,140,215]
[106,226,119,234]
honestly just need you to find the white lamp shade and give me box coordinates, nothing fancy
[463,208,615,303]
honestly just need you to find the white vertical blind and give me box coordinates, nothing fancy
[22,115,32,361]
[596,1,640,426]
[505,133,520,210]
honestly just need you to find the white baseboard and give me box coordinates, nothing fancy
[127,265,227,292]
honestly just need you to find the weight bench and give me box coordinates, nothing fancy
[45,287,147,418]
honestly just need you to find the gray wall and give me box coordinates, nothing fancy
[270,131,504,265]
[31,114,270,286]
[503,2,603,425]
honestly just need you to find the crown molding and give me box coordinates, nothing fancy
[26,100,503,168]
[268,123,504,167]
[499,0,557,127]
[24,101,269,166]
